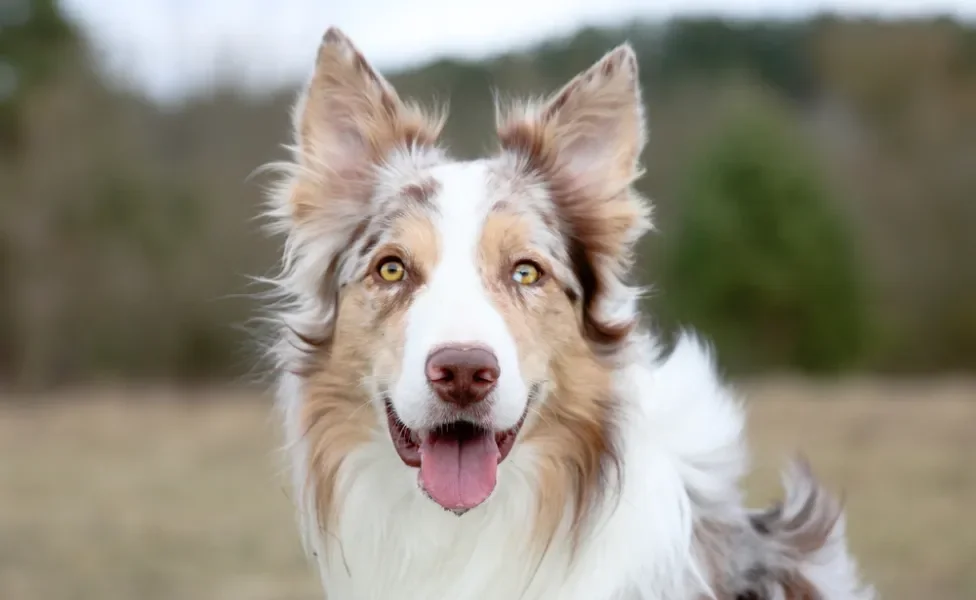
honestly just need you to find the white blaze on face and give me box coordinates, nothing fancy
[391,160,528,431]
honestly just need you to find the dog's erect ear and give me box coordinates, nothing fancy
[292,27,444,219]
[512,44,645,185]
[496,45,651,352]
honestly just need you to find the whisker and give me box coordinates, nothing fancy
[346,396,377,422]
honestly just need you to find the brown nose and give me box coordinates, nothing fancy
[425,345,500,407]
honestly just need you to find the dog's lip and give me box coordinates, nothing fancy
[384,399,526,469]
[385,400,422,468]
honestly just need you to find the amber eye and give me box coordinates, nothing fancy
[377,258,406,282]
[511,261,542,286]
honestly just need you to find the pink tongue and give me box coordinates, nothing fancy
[419,431,500,511]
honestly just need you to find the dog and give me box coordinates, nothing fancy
[259,26,876,600]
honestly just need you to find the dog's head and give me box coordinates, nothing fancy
[270,28,650,519]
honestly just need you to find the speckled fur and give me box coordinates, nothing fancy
[257,26,876,600]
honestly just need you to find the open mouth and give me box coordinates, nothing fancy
[385,400,524,513]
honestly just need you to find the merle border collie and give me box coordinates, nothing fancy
[259,26,875,600]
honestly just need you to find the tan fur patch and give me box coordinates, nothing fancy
[479,211,621,550]
[389,209,441,271]
[370,209,441,320]
[300,286,378,536]
[301,209,440,536]
[529,347,620,551]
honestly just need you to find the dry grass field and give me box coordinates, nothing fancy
[1,379,974,600]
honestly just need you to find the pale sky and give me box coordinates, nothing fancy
[59,0,976,103]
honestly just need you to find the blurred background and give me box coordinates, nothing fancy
[1,0,974,598]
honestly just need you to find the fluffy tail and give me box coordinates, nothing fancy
[699,458,876,600]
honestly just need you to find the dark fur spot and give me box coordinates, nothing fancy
[545,88,572,119]
[289,325,330,349]
[568,238,634,352]
[348,218,369,245]
[400,178,439,206]
[360,229,383,259]
[536,205,558,231]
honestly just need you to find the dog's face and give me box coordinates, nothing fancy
[274,28,649,515]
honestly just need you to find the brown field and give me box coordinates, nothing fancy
[1,380,974,600]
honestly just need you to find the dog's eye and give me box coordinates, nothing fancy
[377,258,406,282]
[512,261,542,286]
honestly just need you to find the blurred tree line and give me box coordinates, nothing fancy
[1,2,975,389]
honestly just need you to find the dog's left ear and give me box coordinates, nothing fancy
[511,44,646,183]
[496,45,651,352]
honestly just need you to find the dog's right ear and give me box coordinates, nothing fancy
[291,27,444,221]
